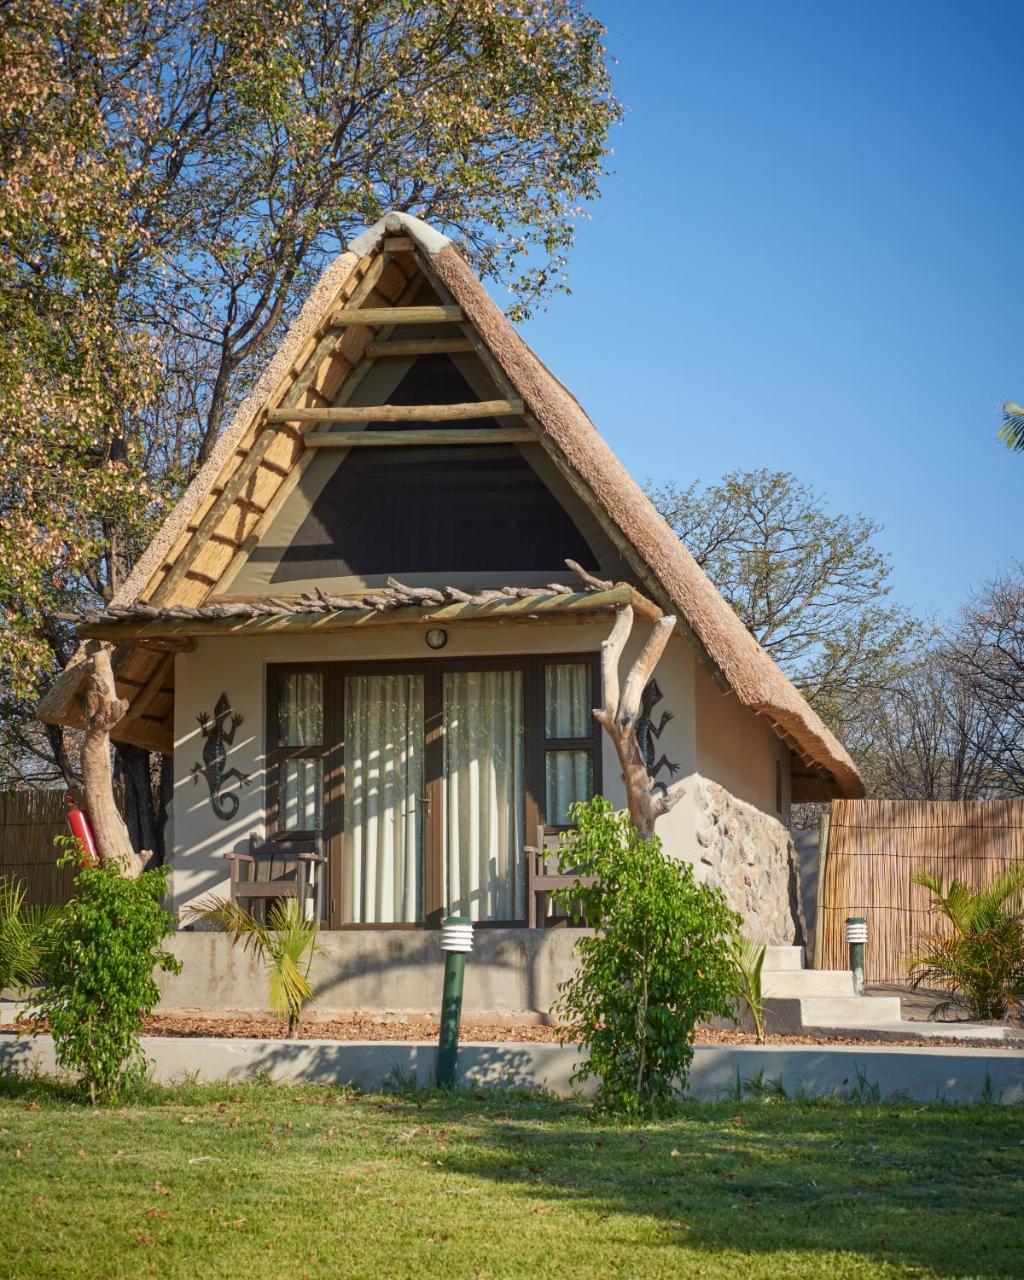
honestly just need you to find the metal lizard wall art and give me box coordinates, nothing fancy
[636,679,680,791]
[191,693,251,820]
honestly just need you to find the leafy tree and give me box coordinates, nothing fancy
[646,469,917,732]
[552,797,739,1117]
[0,0,621,838]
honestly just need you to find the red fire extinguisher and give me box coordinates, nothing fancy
[66,795,98,866]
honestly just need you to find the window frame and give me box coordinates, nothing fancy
[265,652,602,929]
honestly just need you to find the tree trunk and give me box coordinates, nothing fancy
[80,644,150,878]
[594,606,687,839]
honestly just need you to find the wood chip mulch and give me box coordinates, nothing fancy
[2,1011,1018,1049]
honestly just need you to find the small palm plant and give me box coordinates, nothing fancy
[729,937,767,1042]
[186,897,324,1037]
[908,867,1024,1022]
[0,875,58,995]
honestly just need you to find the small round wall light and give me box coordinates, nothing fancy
[425,628,449,650]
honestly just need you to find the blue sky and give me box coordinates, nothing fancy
[519,0,1021,621]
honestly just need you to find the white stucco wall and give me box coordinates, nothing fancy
[169,621,701,917]
[693,662,791,823]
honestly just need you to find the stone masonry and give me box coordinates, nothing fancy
[692,776,806,945]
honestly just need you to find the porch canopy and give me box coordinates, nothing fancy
[37,575,665,751]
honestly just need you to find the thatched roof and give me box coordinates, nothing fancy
[38,212,863,799]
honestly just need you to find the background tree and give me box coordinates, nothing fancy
[0,0,621,848]
[646,469,916,734]
[952,569,1024,796]
[844,638,1005,801]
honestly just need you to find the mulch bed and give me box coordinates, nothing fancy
[3,1010,1018,1049]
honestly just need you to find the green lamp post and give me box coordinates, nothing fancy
[436,915,473,1087]
[845,916,867,996]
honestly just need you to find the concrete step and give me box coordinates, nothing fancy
[845,1020,1009,1042]
[763,969,857,999]
[799,996,903,1027]
[761,946,806,972]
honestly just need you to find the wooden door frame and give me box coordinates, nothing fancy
[265,651,602,929]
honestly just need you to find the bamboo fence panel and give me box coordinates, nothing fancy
[819,799,1024,983]
[0,789,78,908]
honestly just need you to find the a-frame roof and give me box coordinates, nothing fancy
[38,212,863,800]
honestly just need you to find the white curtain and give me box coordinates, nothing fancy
[278,672,323,746]
[343,674,424,923]
[545,663,590,738]
[443,670,525,922]
[545,751,592,826]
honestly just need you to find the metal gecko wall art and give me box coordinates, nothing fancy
[636,679,680,792]
[191,693,251,820]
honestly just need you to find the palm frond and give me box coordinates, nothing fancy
[186,896,323,1033]
[184,895,272,960]
[1000,402,1024,452]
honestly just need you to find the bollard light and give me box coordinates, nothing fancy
[436,915,473,1087]
[845,916,867,996]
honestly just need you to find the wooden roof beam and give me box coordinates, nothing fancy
[270,399,523,425]
[365,338,474,358]
[330,305,463,327]
[303,427,536,448]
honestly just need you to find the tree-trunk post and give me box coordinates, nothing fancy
[80,643,150,878]
[594,606,687,839]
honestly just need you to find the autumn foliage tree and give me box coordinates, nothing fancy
[0,0,621,851]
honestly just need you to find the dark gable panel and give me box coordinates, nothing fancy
[270,445,601,581]
[365,353,500,431]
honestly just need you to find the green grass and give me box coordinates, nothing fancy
[0,1077,1021,1279]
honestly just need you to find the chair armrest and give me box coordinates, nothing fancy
[224,852,256,865]
[295,851,328,865]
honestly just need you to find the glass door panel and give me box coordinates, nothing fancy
[342,673,425,923]
[442,670,526,922]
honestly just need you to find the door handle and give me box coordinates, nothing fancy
[416,794,432,818]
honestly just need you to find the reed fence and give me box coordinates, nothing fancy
[0,789,77,908]
[817,798,1024,983]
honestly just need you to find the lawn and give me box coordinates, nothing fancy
[0,1079,1021,1279]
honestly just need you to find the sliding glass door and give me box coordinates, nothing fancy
[443,670,525,922]
[342,673,425,924]
[267,655,600,927]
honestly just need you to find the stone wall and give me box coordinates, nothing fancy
[691,776,806,945]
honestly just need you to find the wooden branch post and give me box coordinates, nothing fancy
[594,605,686,839]
[80,644,150,878]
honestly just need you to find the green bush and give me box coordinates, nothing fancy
[552,796,741,1117]
[0,874,59,994]
[908,866,1024,1021]
[29,842,181,1100]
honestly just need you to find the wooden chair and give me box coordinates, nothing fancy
[225,835,328,923]
[523,825,596,928]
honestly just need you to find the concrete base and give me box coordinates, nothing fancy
[2,1034,1022,1103]
[158,928,588,1015]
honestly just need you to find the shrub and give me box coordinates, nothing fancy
[0,874,59,994]
[185,897,323,1037]
[908,867,1024,1021]
[552,796,740,1117]
[29,842,181,1100]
